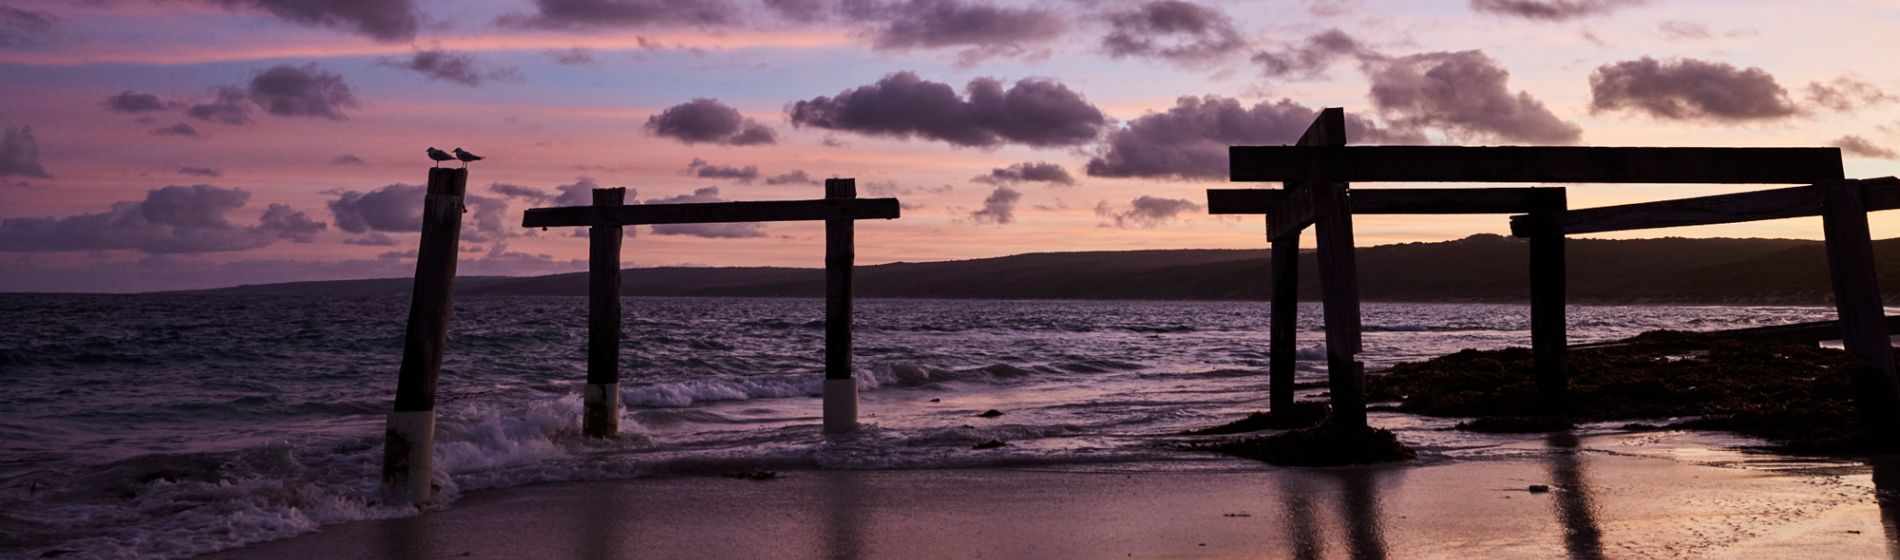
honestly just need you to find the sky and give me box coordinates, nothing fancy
[1,0,1897,292]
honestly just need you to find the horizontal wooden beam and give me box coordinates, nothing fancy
[1509,177,1900,237]
[1210,187,1563,215]
[1267,182,1323,240]
[522,198,901,228]
[1231,146,1844,184]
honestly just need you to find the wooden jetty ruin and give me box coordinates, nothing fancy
[1213,107,1900,437]
[377,107,1900,503]
[379,176,899,503]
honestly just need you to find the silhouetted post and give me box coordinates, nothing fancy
[824,178,859,434]
[585,187,625,438]
[1269,230,1300,412]
[1528,188,1568,413]
[1303,109,1368,429]
[1821,181,1900,435]
[381,167,466,505]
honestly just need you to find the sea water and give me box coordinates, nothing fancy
[0,294,1841,559]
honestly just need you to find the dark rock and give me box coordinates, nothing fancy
[1183,402,1329,435]
[976,409,1005,418]
[1185,423,1416,466]
[1528,484,1551,493]
[972,439,1008,450]
[723,469,778,481]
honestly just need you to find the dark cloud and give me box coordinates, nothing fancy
[105,91,173,113]
[1086,96,1423,180]
[554,177,615,206]
[187,87,253,125]
[858,0,1067,63]
[1589,57,1798,122]
[498,0,736,29]
[549,48,595,65]
[330,153,364,165]
[973,161,1075,186]
[645,98,778,146]
[248,64,357,120]
[1833,136,1897,160]
[1806,77,1895,113]
[645,187,767,238]
[1095,196,1201,228]
[1469,0,1646,21]
[490,182,554,202]
[685,158,760,183]
[210,0,418,42]
[1253,29,1366,78]
[1,125,51,179]
[1102,0,1247,66]
[0,5,55,47]
[382,49,518,87]
[765,170,819,185]
[327,183,511,242]
[970,185,1021,224]
[787,71,1107,148]
[765,0,830,21]
[0,185,325,253]
[259,203,325,242]
[154,123,203,138]
[1368,50,1582,144]
[178,166,223,178]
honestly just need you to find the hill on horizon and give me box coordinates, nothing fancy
[165,234,1900,305]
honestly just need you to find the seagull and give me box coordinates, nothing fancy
[452,148,483,168]
[426,147,454,167]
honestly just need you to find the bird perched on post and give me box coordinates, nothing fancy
[452,148,483,168]
[426,147,453,167]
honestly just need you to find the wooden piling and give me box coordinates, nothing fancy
[1298,108,1368,429]
[381,167,466,505]
[1820,181,1900,435]
[1528,188,1568,412]
[585,187,625,438]
[1269,230,1300,412]
[823,178,858,434]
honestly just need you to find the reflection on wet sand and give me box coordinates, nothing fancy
[1279,468,1393,560]
[1870,457,1900,559]
[1546,432,1605,560]
[823,471,868,560]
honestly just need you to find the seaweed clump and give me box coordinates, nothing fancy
[1189,423,1416,466]
[1365,330,1885,453]
[1181,402,1330,435]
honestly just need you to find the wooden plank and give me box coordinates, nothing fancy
[1267,181,1319,241]
[382,167,466,504]
[1269,230,1300,412]
[1231,146,1844,184]
[1211,187,1553,215]
[823,179,859,434]
[1821,181,1900,434]
[523,198,900,228]
[584,187,625,438]
[1527,189,1568,412]
[1511,177,1900,237]
[1292,108,1370,429]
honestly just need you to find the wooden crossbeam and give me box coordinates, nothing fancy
[1210,187,1558,216]
[1508,177,1900,237]
[1231,146,1844,184]
[522,198,900,228]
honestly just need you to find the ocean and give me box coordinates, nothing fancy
[0,294,1845,559]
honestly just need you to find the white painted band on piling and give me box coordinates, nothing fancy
[385,410,436,504]
[585,382,620,435]
[823,378,859,434]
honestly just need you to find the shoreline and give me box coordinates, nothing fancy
[200,432,1898,559]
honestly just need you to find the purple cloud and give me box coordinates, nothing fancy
[788,71,1107,148]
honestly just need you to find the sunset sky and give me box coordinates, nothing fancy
[1,0,1897,292]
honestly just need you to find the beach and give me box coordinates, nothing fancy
[202,431,1895,559]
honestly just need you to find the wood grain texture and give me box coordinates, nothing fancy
[392,168,466,413]
[825,179,855,381]
[1231,146,1844,184]
[1510,178,1900,237]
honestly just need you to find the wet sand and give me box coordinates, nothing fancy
[203,434,1900,560]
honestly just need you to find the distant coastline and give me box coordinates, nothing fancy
[124,234,1900,305]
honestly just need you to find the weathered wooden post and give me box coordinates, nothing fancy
[1527,188,1568,412]
[585,187,625,438]
[381,167,466,504]
[1268,230,1300,412]
[1820,181,1900,434]
[1297,109,1368,429]
[824,178,859,434]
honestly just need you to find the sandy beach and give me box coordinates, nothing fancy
[202,431,1897,560]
